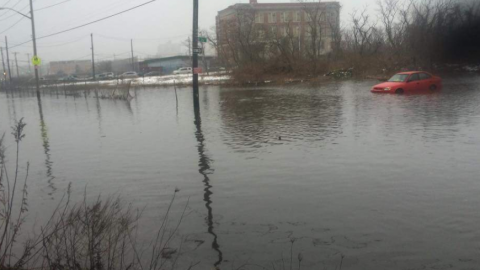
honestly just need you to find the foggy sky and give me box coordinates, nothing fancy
[0,0,374,64]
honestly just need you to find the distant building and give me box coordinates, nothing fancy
[112,57,139,75]
[140,55,215,74]
[216,0,340,60]
[49,60,91,76]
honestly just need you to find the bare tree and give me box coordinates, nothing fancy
[302,2,327,72]
[349,8,380,56]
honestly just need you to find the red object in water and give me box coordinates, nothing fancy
[371,71,442,94]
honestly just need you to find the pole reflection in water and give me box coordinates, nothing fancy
[94,90,103,135]
[37,96,56,197]
[194,104,223,269]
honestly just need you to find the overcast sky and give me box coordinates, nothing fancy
[0,0,375,64]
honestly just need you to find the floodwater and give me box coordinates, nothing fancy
[1,76,480,270]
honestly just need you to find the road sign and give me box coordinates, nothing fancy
[192,48,203,54]
[32,56,41,66]
[199,37,207,43]
[193,67,203,74]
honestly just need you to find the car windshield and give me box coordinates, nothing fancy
[388,74,409,82]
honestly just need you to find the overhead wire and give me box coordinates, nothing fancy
[0,0,24,18]
[36,35,89,48]
[35,0,72,12]
[0,16,25,35]
[0,2,30,22]
[0,0,21,17]
[0,0,42,35]
[9,0,156,49]
[0,0,14,9]
[47,0,133,33]
[0,0,71,37]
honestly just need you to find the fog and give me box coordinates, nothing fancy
[0,0,374,63]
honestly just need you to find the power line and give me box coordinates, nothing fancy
[9,0,156,49]
[0,0,69,23]
[35,0,72,12]
[0,2,30,22]
[0,0,24,17]
[61,0,132,27]
[0,0,18,15]
[36,35,88,48]
[0,0,14,9]
[0,16,25,35]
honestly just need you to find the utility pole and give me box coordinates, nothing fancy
[91,33,96,81]
[130,39,135,72]
[0,47,6,82]
[29,0,40,98]
[192,0,199,109]
[14,52,19,79]
[27,53,32,74]
[5,37,12,82]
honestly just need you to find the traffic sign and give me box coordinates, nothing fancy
[32,56,41,66]
[192,48,203,54]
[199,37,207,43]
[193,67,203,74]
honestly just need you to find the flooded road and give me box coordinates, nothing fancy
[1,75,480,269]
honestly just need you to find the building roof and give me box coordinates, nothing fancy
[218,1,340,15]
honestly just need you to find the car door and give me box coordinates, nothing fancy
[406,73,420,92]
[419,73,433,90]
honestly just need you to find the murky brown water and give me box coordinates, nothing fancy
[1,75,480,269]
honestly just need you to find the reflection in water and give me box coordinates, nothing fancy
[219,88,344,150]
[194,105,223,269]
[6,92,17,126]
[124,99,134,115]
[36,96,56,197]
[94,91,103,135]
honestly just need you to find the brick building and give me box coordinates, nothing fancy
[216,0,340,63]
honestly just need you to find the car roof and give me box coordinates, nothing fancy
[397,71,430,75]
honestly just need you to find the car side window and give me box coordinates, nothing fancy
[419,73,431,80]
[409,73,420,81]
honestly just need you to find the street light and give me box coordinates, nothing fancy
[0,0,40,98]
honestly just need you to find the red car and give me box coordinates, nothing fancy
[371,71,442,94]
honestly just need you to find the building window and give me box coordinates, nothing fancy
[255,13,263,24]
[269,12,277,23]
[280,12,290,23]
[320,14,326,22]
[305,12,312,22]
[294,11,301,22]
[293,26,300,37]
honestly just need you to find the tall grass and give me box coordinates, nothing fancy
[0,120,188,270]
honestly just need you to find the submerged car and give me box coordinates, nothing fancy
[371,71,442,94]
